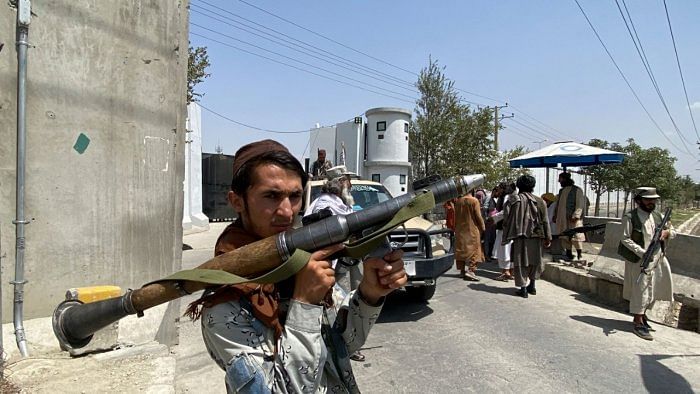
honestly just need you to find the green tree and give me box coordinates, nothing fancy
[486,147,531,188]
[671,175,696,207]
[410,57,462,179]
[581,139,624,215]
[188,46,211,103]
[618,139,677,212]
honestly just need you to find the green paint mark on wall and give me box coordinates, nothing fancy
[73,133,90,154]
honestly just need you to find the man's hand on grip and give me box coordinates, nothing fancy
[292,244,343,305]
[359,249,407,305]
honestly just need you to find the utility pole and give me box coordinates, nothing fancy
[493,103,513,151]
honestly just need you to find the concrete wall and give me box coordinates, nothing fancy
[0,0,188,350]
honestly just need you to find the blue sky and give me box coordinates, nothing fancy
[189,0,700,180]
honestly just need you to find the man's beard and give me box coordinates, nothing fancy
[640,202,656,212]
[341,185,355,207]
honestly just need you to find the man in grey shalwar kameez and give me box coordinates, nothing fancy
[618,187,674,341]
[503,175,551,298]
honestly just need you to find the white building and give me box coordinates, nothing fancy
[183,102,210,233]
[309,107,412,197]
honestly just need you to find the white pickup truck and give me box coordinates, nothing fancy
[302,178,454,302]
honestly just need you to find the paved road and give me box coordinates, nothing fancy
[176,224,700,393]
[355,262,699,393]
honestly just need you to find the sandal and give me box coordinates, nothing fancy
[494,274,508,282]
[350,351,366,362]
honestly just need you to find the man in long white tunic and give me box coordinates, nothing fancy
[553,172,585,261]
[618,187,674,341]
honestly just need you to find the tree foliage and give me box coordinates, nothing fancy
[188,46,211,103]
[410,58,519,189]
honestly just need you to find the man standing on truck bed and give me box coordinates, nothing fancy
[454,189,485,281]
[311,148,333,179]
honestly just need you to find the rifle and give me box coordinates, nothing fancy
[52,174,485,351]
[637,207,672,282]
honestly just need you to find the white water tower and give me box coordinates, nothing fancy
[364,107,412,196]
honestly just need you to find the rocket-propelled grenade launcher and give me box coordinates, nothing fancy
[53,174,485,350]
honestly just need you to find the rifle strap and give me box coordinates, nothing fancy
[147,248,312,286]
[342,191,436,258]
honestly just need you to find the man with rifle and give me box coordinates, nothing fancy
[188,139,407,393]
[618,187,675,341]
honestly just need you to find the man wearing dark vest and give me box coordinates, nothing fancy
[618,187,675,341]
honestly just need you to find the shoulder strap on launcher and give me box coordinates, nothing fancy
[148,190,436,287]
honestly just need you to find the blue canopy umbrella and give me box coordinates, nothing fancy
[509,141,625,168]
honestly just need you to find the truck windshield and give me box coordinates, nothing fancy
[350,184,392,210]
[309,183,393,211]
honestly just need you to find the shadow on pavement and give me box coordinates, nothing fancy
[467,282,518,296]
[569,315,632,336]
[639,354,697,394]
[376,291,434,323]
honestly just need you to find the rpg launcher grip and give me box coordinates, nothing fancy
[53,174,485,351]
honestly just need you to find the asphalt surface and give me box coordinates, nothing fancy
[176,224,700,393]
[354,263,699,393]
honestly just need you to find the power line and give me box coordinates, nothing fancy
[504,111,563,141]
[191,23,417,101]
[235,0,498,107]
[192,1,415,89]
[508,118,561,142]
[190,32,415,104]
[501,126,537,142]
[614,0,695,149]
[238,0,418,77]
[195,0,577,143]
[199,103,311,134]
[663,0,700,143]
[508,104,575,140]
[572,0,693,157]
[191,7,418,95]
[501,123,544,142]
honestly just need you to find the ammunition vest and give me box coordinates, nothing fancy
[617,208,662,263]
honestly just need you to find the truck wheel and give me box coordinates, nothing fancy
[406,284,436,302]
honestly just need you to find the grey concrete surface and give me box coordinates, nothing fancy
[0,0,188,347]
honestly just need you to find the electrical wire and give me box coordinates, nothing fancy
[614,0,695,149]
[508,118,561,142]
[191,23,418,101]
[194,0,577,143]
[191,4,418,94]
[190,31,417,104]
[199,103,311,134]
[572,0,693,157]
[662,0,700,143]
[194,0,413,87]
[509,104,575,141]
[234,0,502,108]
[238,0,418,77]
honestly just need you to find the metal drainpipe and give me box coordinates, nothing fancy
[13,0,32,357]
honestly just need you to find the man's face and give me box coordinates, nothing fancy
[639,197,657,212]
[318,150,326,162]
[227,163,303,238]
[558,176,565,187]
